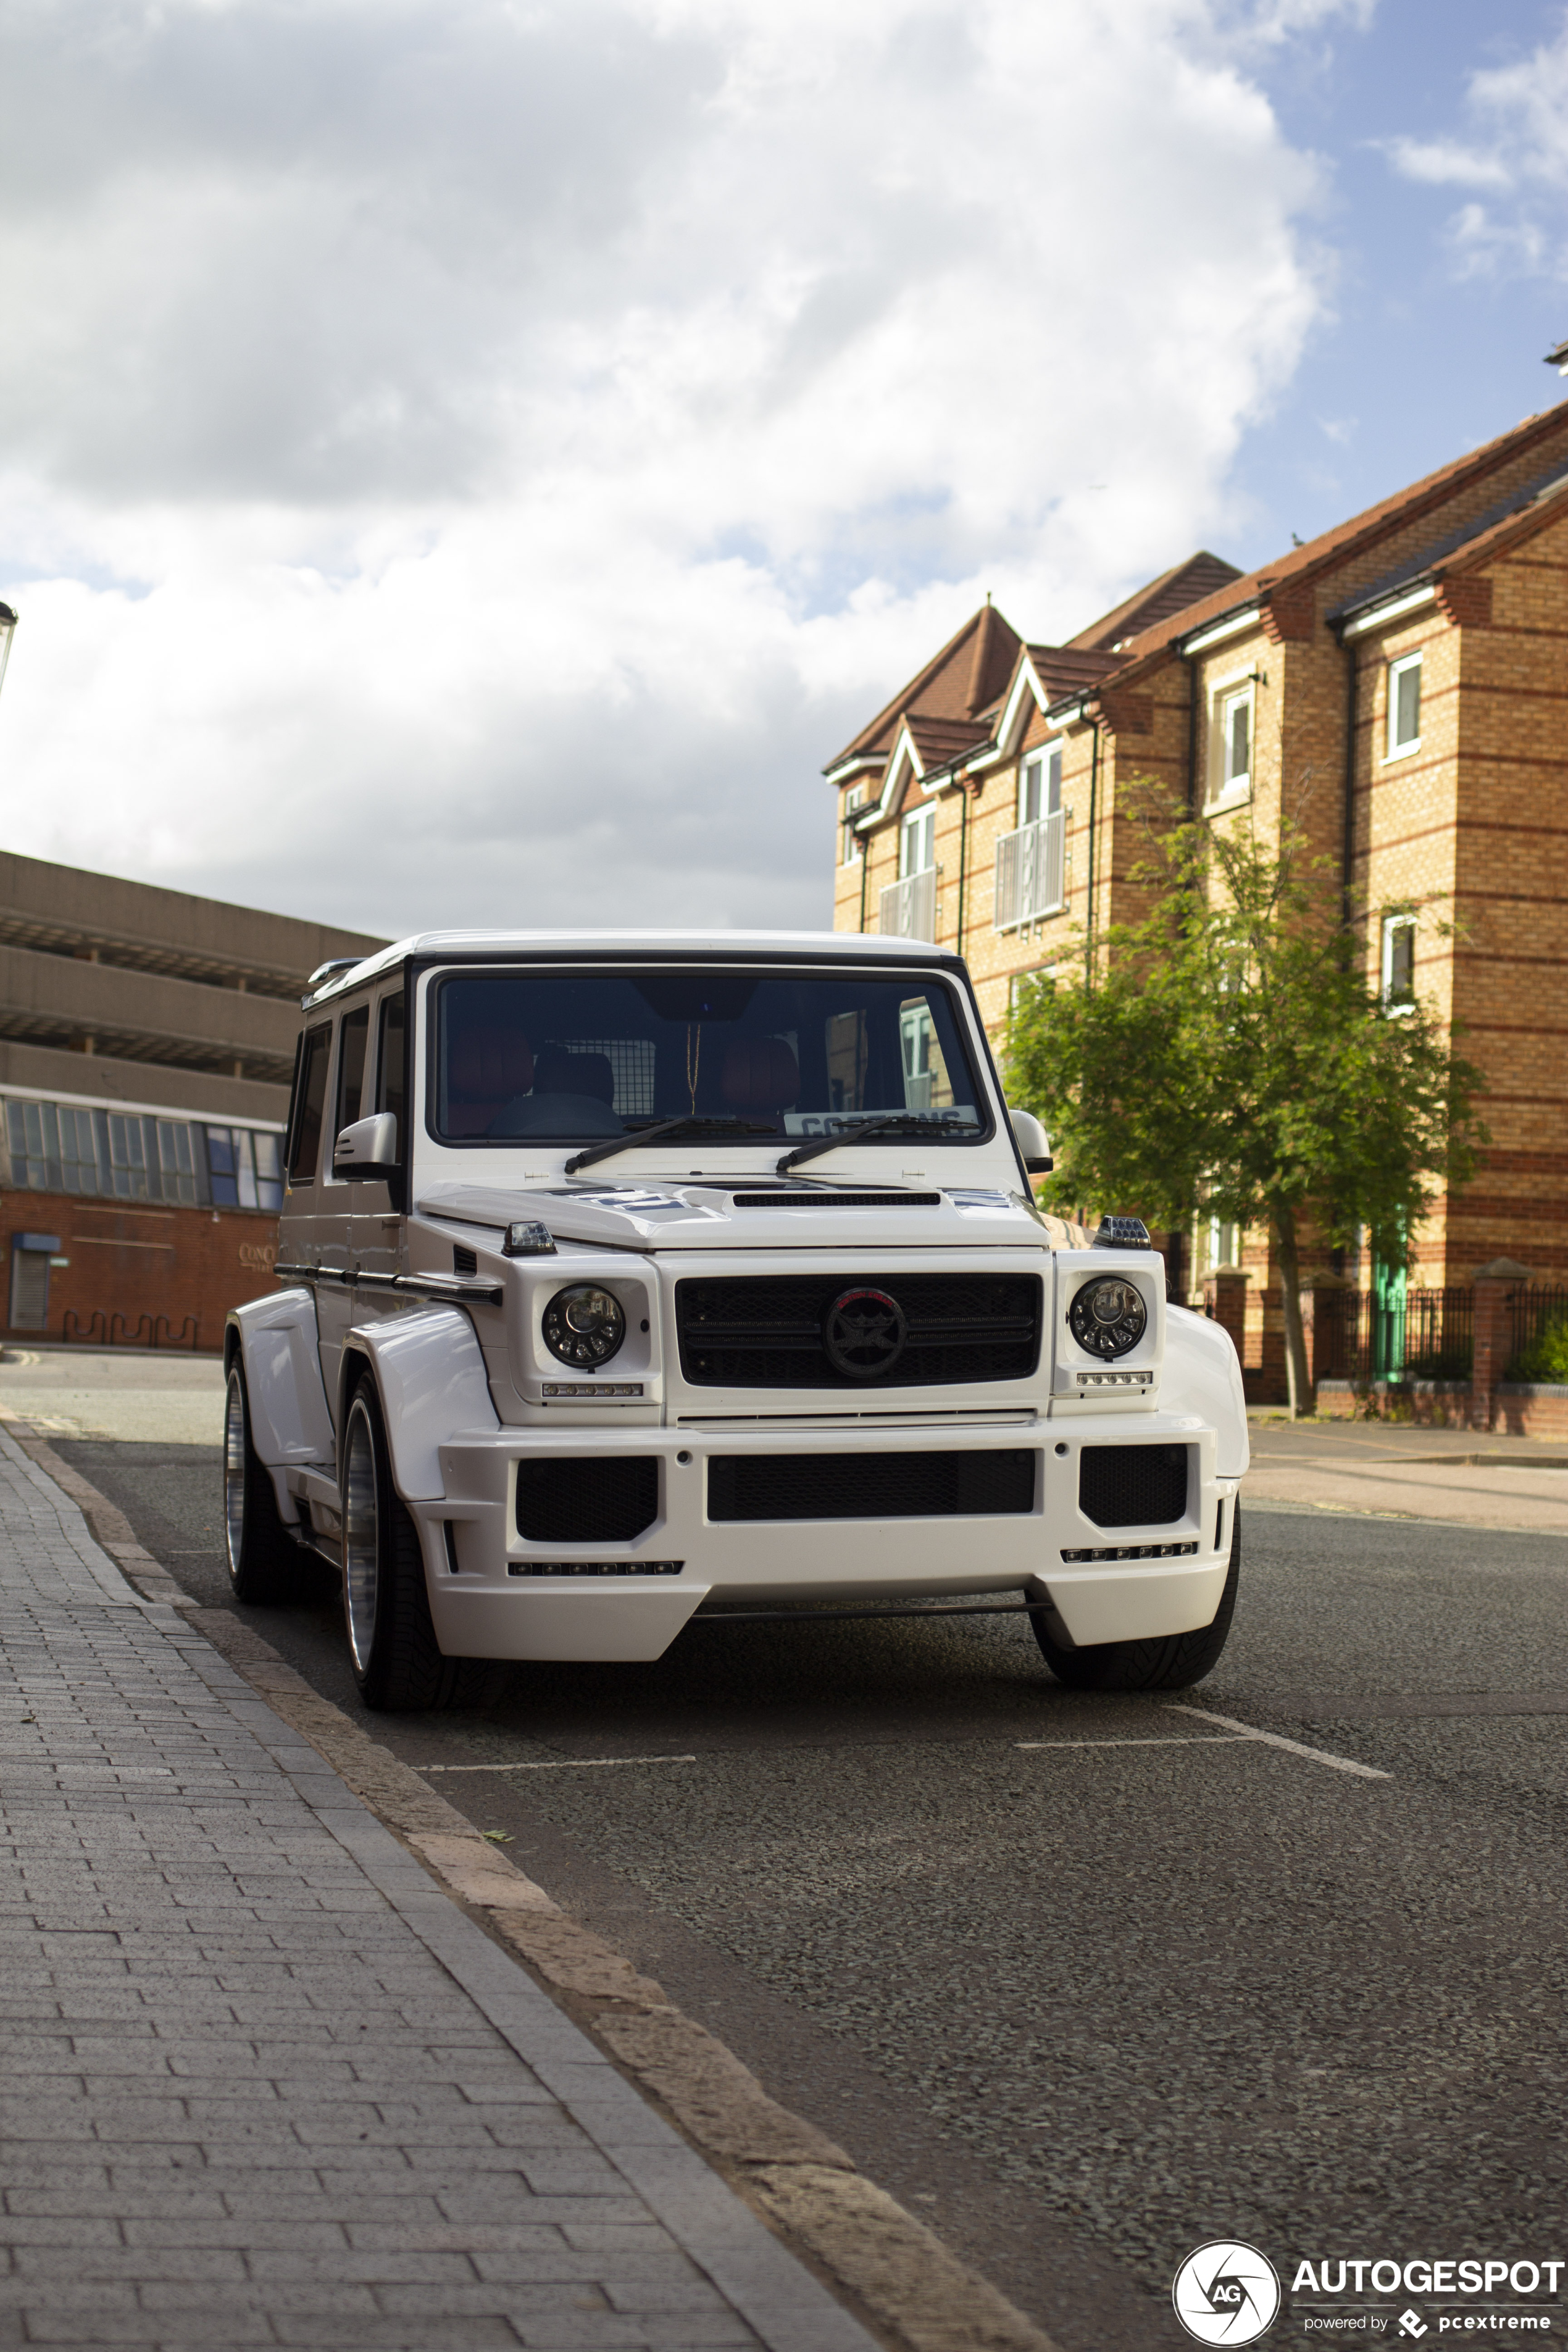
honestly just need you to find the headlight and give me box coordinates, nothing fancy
[1069,1275,1147,1360]
[542,1284,626,1368]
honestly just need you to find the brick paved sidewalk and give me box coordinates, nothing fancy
[0,1427,875,2352]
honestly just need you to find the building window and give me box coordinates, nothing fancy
[841,785,865,865]
[1209,683,1253,804]
[1019,746,1062,826]
[1387,652,1422,758]
[900,803,936,877]
[0,1096,281,1210]
[1382,915,1416,1010]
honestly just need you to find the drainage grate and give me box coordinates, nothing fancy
[707,1448,1036,1522]
[1078,1444,1190,1528]
[515,1457,659,1544]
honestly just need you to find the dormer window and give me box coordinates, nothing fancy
[1019,746,1062,827]
[900,803,936,877]
[841,784,865,865]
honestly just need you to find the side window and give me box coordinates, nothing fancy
[335,1006,370,1141]
[1212,687,1252,801]
[1382,915,1416,1009]
[1387,652,1422,757]
[288,1024,333,1183]
[375,993,406,1138]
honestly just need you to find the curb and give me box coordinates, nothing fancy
[9,1420,1064,2352]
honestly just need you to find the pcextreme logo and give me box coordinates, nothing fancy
[1173,2242,1283,2345]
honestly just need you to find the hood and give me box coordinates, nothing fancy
[415,1177,1067,1251]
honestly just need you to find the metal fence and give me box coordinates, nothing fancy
[1508,1285,1568,1382]
[1313,1287,1474,1384]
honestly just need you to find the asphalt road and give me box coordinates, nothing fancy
[52,1429,1568,2351]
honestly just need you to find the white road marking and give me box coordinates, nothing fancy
[419,1754,697,1772]
[1166,1704,1392,1779]
[1017,1736,1252,1751]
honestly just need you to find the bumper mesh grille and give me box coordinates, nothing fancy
[677,1272,1042,1389]
[1078,1444,1190,1528]
[515,1457,659,1544]
[707,1448,1036,1522]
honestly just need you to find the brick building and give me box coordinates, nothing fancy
[829,399,1568,1387]
[0,853,383,1349]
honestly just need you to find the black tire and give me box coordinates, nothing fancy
[341,1377,475,1712]
[223,1360,307,1604]
[1033,1502,1241,1693]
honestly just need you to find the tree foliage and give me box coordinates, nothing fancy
[1003,791,1488,1413]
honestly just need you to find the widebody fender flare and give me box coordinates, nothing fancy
[225,1289,337,1524]
[340,1307,499,1502]
[1162,1303,1250,1480]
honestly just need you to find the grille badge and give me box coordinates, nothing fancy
[823,1287,907,1380]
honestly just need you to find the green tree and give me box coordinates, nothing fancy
[1004,794,1487,1417]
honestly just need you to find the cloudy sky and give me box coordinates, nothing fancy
[1,0,1566,944]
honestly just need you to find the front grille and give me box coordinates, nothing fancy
[677,1273,1042,1389]
[1078,1444,1190,1528]
[515,1457,659,1543]
[707,1448,1036,1522]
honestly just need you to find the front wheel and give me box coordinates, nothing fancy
[224,1361,306,1604]
[341,1379,473,1712]
[1033,1503,1241,1693]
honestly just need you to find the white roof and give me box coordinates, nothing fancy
[305,928,949,1005]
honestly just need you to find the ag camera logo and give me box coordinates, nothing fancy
[1172,2241,1282,2345]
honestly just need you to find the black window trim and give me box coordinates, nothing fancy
[414,955,998,1154]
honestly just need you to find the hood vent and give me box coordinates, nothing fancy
[730,1191,943,1209]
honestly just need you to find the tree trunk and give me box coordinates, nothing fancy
[1273,1204,1312,1419]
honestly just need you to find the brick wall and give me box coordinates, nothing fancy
[4,1193,280,1352]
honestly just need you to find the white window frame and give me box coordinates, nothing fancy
[1386,651,1422,762]
[841,784,865,865]
[899,803,936,878]
[1207,673,1255,807]
[1019,746,1062,828]
[1382,914,1417,1012]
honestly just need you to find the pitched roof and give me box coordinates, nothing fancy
[826,602,1024,770]
[1024,645,1123,702]
[1105,398,1568,673]
[1065,551,1244,653]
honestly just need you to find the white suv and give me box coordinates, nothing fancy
[224,931,1248,1710]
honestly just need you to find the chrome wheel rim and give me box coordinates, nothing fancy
[343,1404,380,1675]
[223,1369,247,1583]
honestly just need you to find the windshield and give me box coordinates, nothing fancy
[429,967,988,1147]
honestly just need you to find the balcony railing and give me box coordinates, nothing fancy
[994,809,1065,930]
[878,867,938,941]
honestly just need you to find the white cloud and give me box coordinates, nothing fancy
[1380,12,1568,283]
[0,0,1341,940]
[1380,136,1513,191]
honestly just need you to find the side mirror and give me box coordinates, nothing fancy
[333,1112,399,1182]
[1008,1106,1053,1176]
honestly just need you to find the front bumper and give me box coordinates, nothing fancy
[410,1414,1238,1661]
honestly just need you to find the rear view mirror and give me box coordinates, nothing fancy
[333,1112,399,1182]
[1008,1106,1053,1176]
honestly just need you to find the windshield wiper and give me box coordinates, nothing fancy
[565,1117,778,1175]
[776,1112,967,1176]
